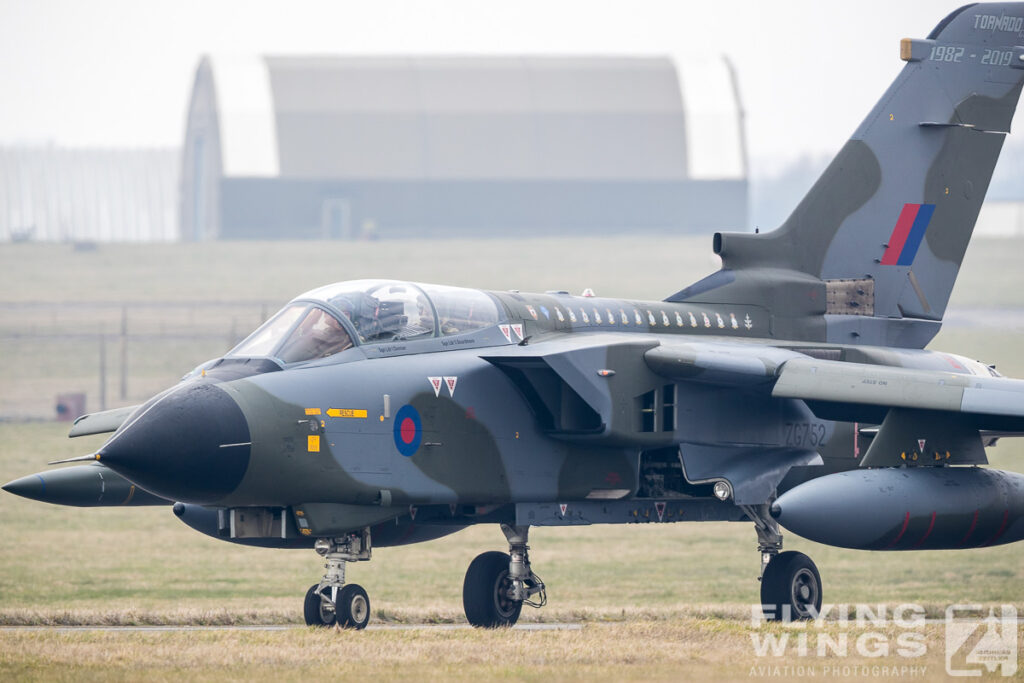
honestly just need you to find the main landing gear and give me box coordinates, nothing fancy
[303,524,548,629]
[463,524,547,627]
[301,512,819,628]
[744,503,822,621]
[304,530,372,629]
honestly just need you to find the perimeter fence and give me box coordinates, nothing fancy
[0,300,280,419]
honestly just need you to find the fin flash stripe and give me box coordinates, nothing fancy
[881,203,936,266]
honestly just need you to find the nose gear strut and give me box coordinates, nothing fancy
[304,528,372,629]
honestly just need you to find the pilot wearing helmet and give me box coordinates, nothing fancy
[278,308,353,363]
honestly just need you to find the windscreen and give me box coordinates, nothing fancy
[230,304,306,358]
[229,304,353,363]
[277,307,354,363]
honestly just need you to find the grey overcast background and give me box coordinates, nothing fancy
[0,0,1005,177]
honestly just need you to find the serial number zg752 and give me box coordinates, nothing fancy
[783,422,828,448]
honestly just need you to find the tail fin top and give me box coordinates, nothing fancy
[674,3,1024,348]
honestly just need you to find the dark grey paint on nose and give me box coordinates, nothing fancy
[98,382,250,504]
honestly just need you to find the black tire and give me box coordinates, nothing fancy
[304,583,337,627]
[463,550,523,628]
[760,551,822,622]
[336,583,371,630]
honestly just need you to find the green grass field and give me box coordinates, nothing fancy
[2,237,1024,680]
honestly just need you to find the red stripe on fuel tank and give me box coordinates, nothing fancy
[885,511,912,549]
[982,509,1010,547]
[958,510,979,547]
[911,511,937,548]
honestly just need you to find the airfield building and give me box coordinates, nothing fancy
[180,55,748,241]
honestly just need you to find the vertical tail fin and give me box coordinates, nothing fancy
[673,3,1024,347]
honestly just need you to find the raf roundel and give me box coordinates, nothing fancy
[393,405,422,457]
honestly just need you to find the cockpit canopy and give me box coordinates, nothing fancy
[228,280,501,364]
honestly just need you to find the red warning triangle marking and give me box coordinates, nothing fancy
[444,376,458,397]
[499,324,512,343]
[511,323,524,340]
[655,501,666,522]
[917,439,926,453]
[428,377,442,397]
[409,505,417,520]
[559,503,567,516]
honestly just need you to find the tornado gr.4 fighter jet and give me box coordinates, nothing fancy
[8,3,1024,628]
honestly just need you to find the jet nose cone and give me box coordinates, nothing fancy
[98,382,251,503]
[3,474,47,502]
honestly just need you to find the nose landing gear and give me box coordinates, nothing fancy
[304,529,372,629]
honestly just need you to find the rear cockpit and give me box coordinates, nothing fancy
[227,280,501,365]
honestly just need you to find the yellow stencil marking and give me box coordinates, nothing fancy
[307,435,320,452]
[121,485,136,505]
[327,408,368,419]
[305,408,322,416]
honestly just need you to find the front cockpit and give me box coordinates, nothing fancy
[230,303,354,364]
[227,280,502,365]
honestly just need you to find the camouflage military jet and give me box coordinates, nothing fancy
[7,2,1024,628]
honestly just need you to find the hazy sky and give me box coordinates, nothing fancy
[0,0,987,174]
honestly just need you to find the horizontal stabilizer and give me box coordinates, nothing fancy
[69,404,140,438]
